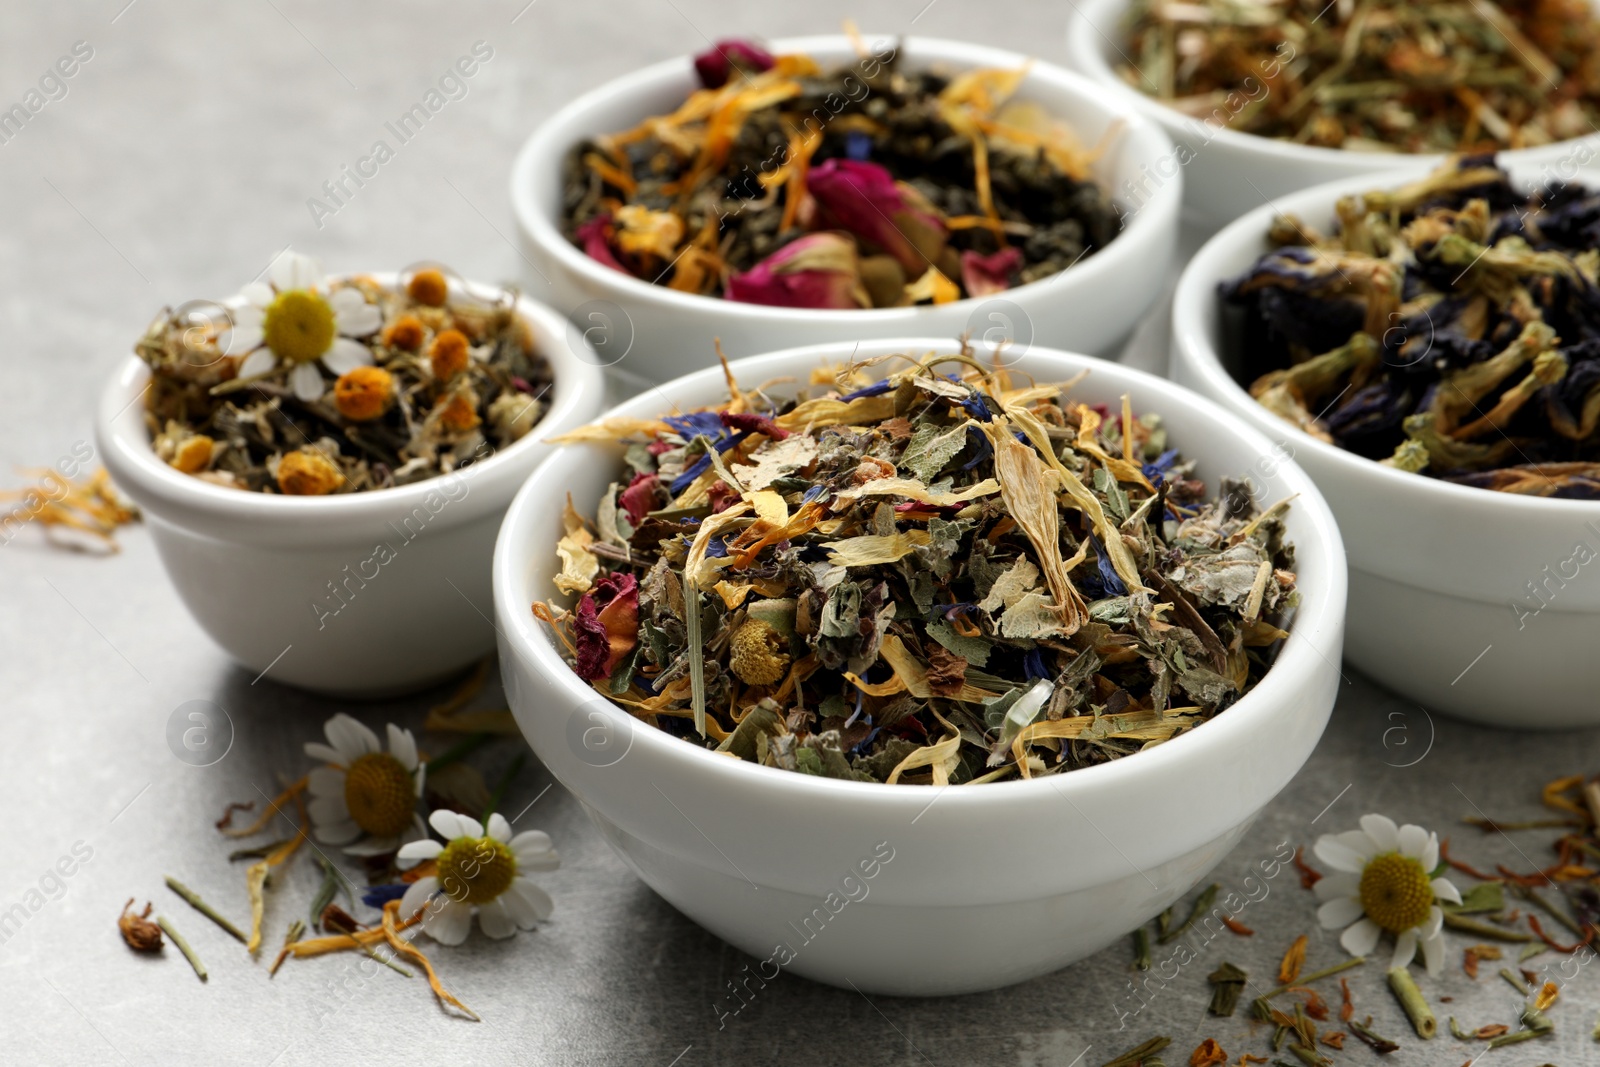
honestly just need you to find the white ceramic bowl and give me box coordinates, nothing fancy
[510,35,1183,382]
[1171,162,1600,727]
[98,274,605,697]
[1066,0,1600,231]
[494,338,1346,995]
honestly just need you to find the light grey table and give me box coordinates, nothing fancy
[3,2,1596,1064]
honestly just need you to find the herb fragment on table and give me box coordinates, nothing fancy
[165,874,248,944]
[117,898,162,952]
[0,468,138,552]
[1277,934,1307,984]
[535,348,1299,783]
[158,916,207,982]
[1099,1036,1171,1067]
[1224,155,1600,497]
[1208,961,1248,1017]
[1188,1037,1227,1067]
[1118,0,1600,153]
[1386,966,1438,1039]
[560,41,1123,306]
[135,254,553,495]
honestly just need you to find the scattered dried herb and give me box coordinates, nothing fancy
[1134,926,1153,971]
[560,40,1122,307]
[157,916,206,982]
[1118,0,1600,152]
[117,898,162,952]
[1100,1036,1171,1067]
[1208,961,1249,1017]
[1387,966,1437,1039]
[1189,1037,1227,1067]
[164,875,247,944]
[1161,884,1221,944]
[1223,154,1600,497]
[0,468,137,551]
[136,259,553,495]
[535,347,1298,782]
[1291,846,1321,889]
[1277,934,1309,984]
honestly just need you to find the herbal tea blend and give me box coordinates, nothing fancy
[535,348,1297,785]
[135,255,554,495]
[559,38,1123,308]
[1118,0,1600,152]
[1223,154,1600,497]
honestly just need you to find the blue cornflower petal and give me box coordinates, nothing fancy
[845,131,872,161]
[362,884,409,907]
[959,393,995,422]
[839,379,894,401]
[663,411,728,441]
[961,425,993,470]
[1023,646,1050,680]
[1089,535,1128,596]
[801,485,827,504]
[669,453,713,494]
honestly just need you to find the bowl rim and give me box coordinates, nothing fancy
[508,33,1183,323]
[1065,0,1600,167]
[98,270,603,525]
[494,337,1348,811]
[1172,159,1600,518]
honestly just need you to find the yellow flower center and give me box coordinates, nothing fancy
[262,289,335,364]
[342,752,415,838]
[1359,852,1434,934]
[436,836,516,905]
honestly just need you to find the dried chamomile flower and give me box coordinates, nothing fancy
[275,448,346,496]
[407,268,449,307]
[304,713,427,856]
[430,329,470,381]
[333,365,395,422]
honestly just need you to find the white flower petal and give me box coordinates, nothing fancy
[1397,823,1430,860]
[342,836,399,857]
[239,282,275,308]
[388,725,418,770]
[453,814,484,840]
[238,349,277,379]
[308,795,350,826]
[331,713,381,759]
[331,290,382,336]
[1318,896,1366,930]
[422,898,473,946]
[515,850,561,873]
[231,303,266,330]
[307,767,345,797]
[1431,877,1461,906]
[1313,835,1369,875]
[505,877,554,923]
[486,813,512,843]
[222,324,264,357]
[290,361,327,401]
[397,839,443,866]
[429,809,463,840]
[1313,873,1360,902]
[1390,929,1418,970]
[321,337,373,376]
[314,818,361,845]
[1420,927,1445,977]
[304,742,344,765]
[1421,905,1443,941]
[413,761,427,798]
[477,899,516,940]
[271,250,323,292]
[1340,918,1382,958]
[1359,814,1400,853]
[1334,829,1378,858]
[400,876,439,920]
[510,830,555,860]
[1419,833,1439,874]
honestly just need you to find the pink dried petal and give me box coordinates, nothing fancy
[720,411,789,440]
[960,246,1024,298]
[807,159,947,276]
[694,39,776,89]
[575,216,629,273]
[725,232,869,310]
[619,473,660,525]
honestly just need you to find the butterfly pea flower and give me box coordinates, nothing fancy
[960,246,1023,297]
[726,232,871,310]
[693,39,776,89]
[807,159,947,277]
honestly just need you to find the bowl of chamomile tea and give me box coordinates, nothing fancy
[96,255,605,696]
[1172,155,1600,726]
[492,336,1346,995]
[510,34,1183,381]
[1066,0,1600,230]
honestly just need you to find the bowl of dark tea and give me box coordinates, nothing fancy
[493,337,1346,995]
[511,34,1182,380]
[1066,0,1600,230]
[98,257,606,695]
[1172,155,1600,725]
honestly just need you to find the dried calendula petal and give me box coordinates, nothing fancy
[118,898,163,952]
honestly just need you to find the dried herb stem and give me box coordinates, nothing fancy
[1097,1036,1170,1067]
[165,875,247,944]
[1347,1017,1400,1053]
[1442,913,1532,941]
[1156,883,1218,945]
[1499,967,1531,996]
[1133,927,1151,971]
[1253,956,1366,1013]
[1386,967,1436,1039]
[1513,883,1585,938]
[157,916,207,982]
[1207,961,1247,1017]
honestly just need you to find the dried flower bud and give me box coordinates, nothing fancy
[118,899,163,952]
[808,159,948,276]
[333,366,395,422]
[726,233,871,310]
[430,329,471,380]
[384,313,427,351]
[407,268,449,307]
[434,389,482,434]
[960,246,1024,298]
[487,391,544,441]
[170,434,215,474]
[319,903,362,935]
[729,618,789,685]
[693,39,776,89]
[276,448,346,496]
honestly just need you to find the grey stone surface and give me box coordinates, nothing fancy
[2,2,1596,1064]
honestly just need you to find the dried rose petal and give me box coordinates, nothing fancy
[726,232,870,310]
[575,216,629,273]
[575,572,640,682]
[807,159,947,276]
[960,246,1024,297]
[619,473,661,525]
[693,39,776,89]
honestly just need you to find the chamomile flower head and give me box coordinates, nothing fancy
[305,713,426,857]
[222,251,382,402]
[396,810,560,946]
[1314,813,1462,976]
